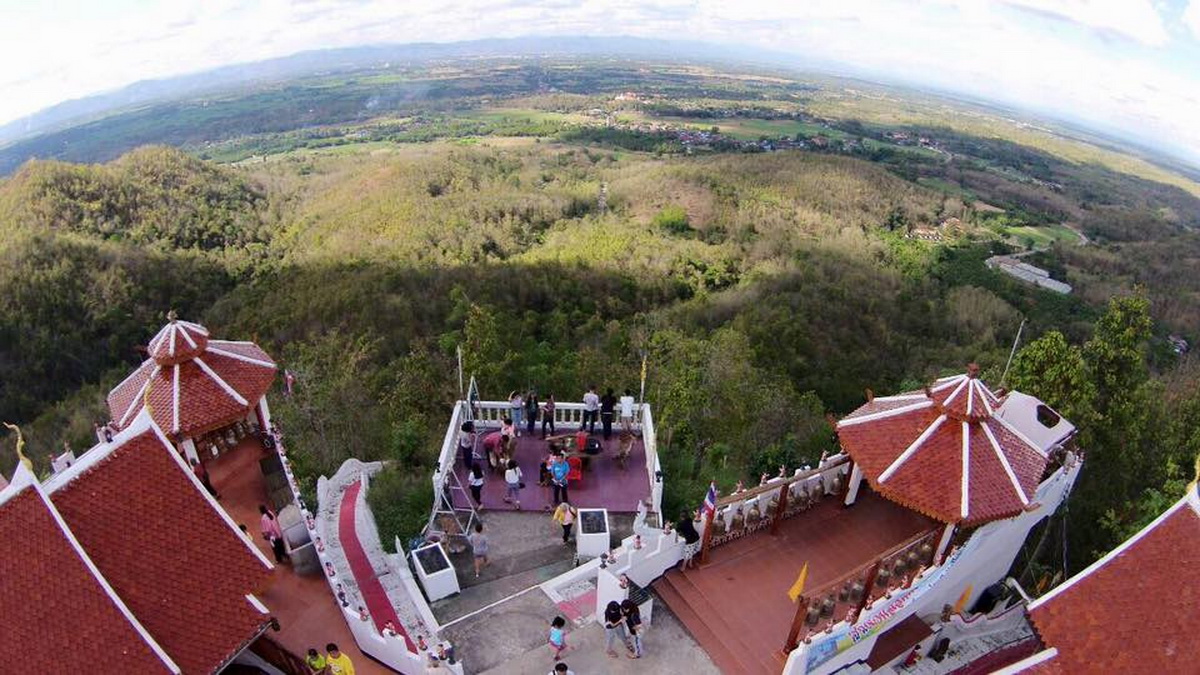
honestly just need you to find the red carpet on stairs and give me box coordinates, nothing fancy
[339,480,418,653]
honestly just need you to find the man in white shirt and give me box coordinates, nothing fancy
[619,389,635,433]
[582,385,600,433]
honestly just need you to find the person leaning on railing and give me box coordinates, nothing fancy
[674,510,701,570]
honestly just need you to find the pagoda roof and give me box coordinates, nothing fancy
[1021,485,1200,673]
[107,318,276,439]
[45,412,276,673]
[836,369,1051,525]
[0,468,177,673]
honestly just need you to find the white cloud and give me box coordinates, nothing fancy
[1001,0,1170,46]
[0,0,1197,165]
[1184,1,1200,37]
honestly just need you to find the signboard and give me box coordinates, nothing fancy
[804,543,970,672]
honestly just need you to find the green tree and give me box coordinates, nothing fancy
[1007,330,1095,426]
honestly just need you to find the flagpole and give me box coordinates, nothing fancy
[698,482,716,566]
[456,344,464,400]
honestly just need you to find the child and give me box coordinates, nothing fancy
[504,459,523,510]
[469,464,485,510]
[548,616,568,661]
[468,522,489,579]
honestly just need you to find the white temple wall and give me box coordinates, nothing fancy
[787,460,1081,675]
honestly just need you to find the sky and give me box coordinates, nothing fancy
[1,0,1199,165]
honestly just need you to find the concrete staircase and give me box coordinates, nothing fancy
[654,569,786,675]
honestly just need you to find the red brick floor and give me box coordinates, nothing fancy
[207,441,395,674]
[659,488,936,663]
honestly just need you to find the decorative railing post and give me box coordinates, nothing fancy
[855,558,883,617]
[770,482,789,536]
[784,594,809,654]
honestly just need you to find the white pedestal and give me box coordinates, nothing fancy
[412,543,460,601]
[576,508,610,559]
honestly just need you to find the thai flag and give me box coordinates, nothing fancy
[701,482,717,518]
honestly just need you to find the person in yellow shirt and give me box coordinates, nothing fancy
[326,643,355,675]
[305,647,328,673]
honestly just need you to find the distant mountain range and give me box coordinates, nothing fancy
[0,36,823,148]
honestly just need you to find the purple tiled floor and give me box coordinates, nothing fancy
[452,431,652,512]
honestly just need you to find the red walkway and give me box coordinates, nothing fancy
[339,480,418,653]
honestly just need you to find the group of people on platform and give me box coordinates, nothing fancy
[456,387,640,513]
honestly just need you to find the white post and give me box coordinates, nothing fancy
[935,522,956,563]
[257,396,272,430]
[180,437,200,464]
[843,463,864,506]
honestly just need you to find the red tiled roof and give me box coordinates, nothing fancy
[50,428,275,674]
[148,320,210,366]
[1025,491,1200,674]
[837,372,1048,525]
[107,320,276,439]
[0,482,174,673]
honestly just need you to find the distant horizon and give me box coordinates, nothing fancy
[2,0,1199,167]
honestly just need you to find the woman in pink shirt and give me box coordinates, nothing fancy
[259,504,289,563]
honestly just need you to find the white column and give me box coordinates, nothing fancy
[935,522,956,563]
[256,396,272,431]
[180,437,200,463]
[844,463,865,506]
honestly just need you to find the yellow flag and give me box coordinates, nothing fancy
[952,584,974,614]
[787,562,809,602]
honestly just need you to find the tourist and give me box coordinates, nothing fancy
[538,455,554,509]
[525,390,539,436]
[325,643,355,675]
[509,392,524,436]
[600,388,617,439]
[619,389,635,433]
[259,505,289,563]
[305,647,328,673]
[548,616,569,661]
[284,369,296,397]
[541,394,557,438]
[550,453,570,504]
[553,502,577,544]
[469,464,485,510]
[582,385,600,433]
[458,421,477,470]
[574,427,588,454]
[548,663,575,675]
[191,458,219,498]
[622,598,644,658]
[504,459,524,509]
[468,522,489,578]
[603,600,629,658]
[500,417,516,441]
[483,431,507,471]
[676,510,702,570]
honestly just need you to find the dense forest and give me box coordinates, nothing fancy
[2,66,1200,585]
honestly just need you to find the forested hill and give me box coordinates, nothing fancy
[1,140,1197,583]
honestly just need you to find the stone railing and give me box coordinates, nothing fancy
[705,454,852,551]
[316,460,463,674]
[788,527,940,647]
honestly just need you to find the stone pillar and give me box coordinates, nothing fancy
[180,437,200,464]
[935,521,956,564]
[843,463,865,506]
[256,396,272,431]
